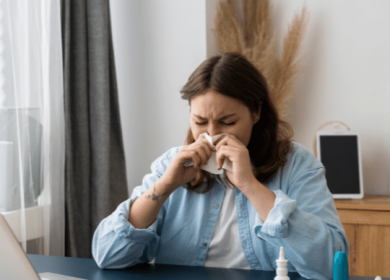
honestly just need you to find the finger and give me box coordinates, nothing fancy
[185,140,214,168]
[213,134,227,146]
[197,136,216,152]
[184,150,202,169]
[216,145,239,170]
[199,141,214,161]
[195,145,208,168]
[216,145,228,170]
[215,135,242,151]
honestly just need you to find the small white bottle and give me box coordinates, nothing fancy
[274,246,290,280]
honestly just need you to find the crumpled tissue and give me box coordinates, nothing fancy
[184,133,233,175]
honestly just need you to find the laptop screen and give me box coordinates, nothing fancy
[0,214,41,280]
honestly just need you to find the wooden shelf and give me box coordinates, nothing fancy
[335,195,390,277]
[335,195,390,211]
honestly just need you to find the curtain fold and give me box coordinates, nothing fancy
[62,0,128,258]
[0,0,65,256]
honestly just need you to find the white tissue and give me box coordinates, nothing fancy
[184,133,233,175]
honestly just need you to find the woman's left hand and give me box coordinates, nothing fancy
[215,135,257,191]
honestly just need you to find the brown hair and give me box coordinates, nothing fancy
[180,52,293,193]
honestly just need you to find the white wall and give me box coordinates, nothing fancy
[207,0,390,195]
[110,0,207,193]
[271,0,390,195]
[112,0,390,196]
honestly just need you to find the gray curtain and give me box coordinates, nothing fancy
[62,0,128,258]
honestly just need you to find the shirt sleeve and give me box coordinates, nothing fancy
[253,166,349,280]
[92,147,180,269]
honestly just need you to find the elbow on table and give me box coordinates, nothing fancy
[94,257,111,269]
[92,247,113,269]
[92,240,140,269]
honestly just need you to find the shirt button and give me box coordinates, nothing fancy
[202,242,207,247]
[214,204,219,209]
[244,240,248,247]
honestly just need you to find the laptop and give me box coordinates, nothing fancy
[0,213,85,280]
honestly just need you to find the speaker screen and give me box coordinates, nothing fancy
[319,135,360,194]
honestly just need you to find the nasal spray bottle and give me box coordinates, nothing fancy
[274,247,289,280]
[333,251,349,280]
[334,252,383,280]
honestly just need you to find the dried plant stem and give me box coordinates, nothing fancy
[215,0,245,53]
[215,0,308,120]
[271,7,308,119]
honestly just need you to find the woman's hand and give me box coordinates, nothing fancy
[215,135,257,191]
[160,137,215,191]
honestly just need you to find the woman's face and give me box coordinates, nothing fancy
[190,90,259,146]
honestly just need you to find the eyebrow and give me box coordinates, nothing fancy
[193,114,236,120]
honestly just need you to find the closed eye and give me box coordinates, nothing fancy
[222,122,236,126]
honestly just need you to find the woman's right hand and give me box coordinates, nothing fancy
[160,137,215,191]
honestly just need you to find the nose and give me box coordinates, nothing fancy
[207,124,221,137]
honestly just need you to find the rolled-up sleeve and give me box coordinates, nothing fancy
[92,147,180,269]
[254,190,296,238]
[253,166,348,280]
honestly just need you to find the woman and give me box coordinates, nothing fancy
[92,53,348,280]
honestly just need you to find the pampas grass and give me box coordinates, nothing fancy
[215,1,245,53]
[215,0,308,120]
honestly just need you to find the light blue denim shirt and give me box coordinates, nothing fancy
[92,142,348,280]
